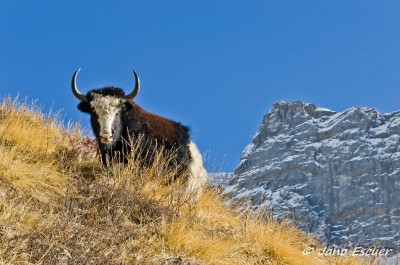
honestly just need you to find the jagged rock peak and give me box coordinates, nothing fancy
[228,101,400,251]
[264,101,336,125]
[260,100,385,133]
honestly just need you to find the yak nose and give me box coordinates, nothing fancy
[99,132,113,144]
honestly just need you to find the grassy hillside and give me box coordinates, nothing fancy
[0,96,373,264]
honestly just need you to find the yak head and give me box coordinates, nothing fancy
[71,68,140,145]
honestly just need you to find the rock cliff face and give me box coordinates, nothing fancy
[227,101,400,250]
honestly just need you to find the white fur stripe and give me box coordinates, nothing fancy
[185,141,208,200]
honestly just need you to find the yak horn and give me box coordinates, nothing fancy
[71,68,88,102]
[125,69,140,99]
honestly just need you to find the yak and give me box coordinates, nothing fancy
[71,68,208,198]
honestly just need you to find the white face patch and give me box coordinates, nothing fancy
[90,94,124,142]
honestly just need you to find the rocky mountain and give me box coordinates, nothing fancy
[226,101,400,251]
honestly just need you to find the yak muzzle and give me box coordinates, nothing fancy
[100,137,112,144]
[99,133,113,144]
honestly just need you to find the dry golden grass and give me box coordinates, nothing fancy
[0,96,71,203]
[0,96,376,264]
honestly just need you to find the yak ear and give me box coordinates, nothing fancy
[123,100,134,112]
[77,101,91,113]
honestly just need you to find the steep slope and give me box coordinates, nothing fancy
[0,97,368,264]
[228,101,400,251]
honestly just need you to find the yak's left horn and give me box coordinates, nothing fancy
[125,69,140,99]
[71,68,88,102]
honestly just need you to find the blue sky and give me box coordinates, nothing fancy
[1,1,400,172]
